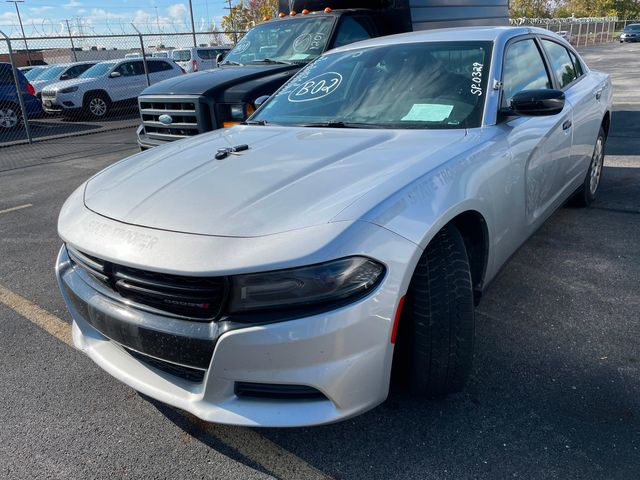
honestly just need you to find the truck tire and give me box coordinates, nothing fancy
[571,127,606,207]
[393,224,475,397]
[0,102,20,130]
[83,92,110,119]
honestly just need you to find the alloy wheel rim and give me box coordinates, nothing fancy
[589,136,604,195]
[0,108,18,129]
[89,98,107,117]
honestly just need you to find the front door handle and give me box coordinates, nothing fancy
[562,120,572,131]
[595,89,603,100]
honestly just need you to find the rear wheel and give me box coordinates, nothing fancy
[392,224,475,397]
[0,103,20,130]
[571,127,606,207]
[83,93,110,119]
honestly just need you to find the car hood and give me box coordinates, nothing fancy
[140,63,301,96]
[83,126,468,237]
[45,76,98,92]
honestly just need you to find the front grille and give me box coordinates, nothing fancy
[126,348,206,383]
[41,91,55,99]
[139,95,206,141]
[67,246,227,320]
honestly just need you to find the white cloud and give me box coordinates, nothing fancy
[64,1,83,8]
[29,7,54,15]
[168,3,187,19]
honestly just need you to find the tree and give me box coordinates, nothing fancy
[509,0,553,17]
[221,0,279,41]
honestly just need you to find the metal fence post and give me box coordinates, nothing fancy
[577,22,582,46]
[65,19,78,62]
[0,30,32,143]
[131,24,151,87]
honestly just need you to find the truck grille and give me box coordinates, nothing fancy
[67,246,227,320]
[139,95,207,141]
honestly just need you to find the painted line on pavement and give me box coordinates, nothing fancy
[0,283,332,480]
[0,204,32,215]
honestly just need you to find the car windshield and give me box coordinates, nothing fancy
[24,67,47,80]
[35,65,66,81]
[172,49,191,61]
[251,41,492,129]
[223,17,336,65]
[79,62,116,78]
[625,24,640,31]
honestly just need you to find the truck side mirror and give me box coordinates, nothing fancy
[216,53,224,67]
[509,89,565,116]
[254,95,270,109]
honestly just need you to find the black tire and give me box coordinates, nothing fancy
[570,127,606,207]
[83,92,110,120]
[0,102,21,130]
[392,224,475,397]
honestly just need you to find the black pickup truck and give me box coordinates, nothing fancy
[136,0,508,149]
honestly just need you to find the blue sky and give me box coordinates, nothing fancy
[0,0,228,37]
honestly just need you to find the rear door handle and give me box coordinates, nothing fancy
[595,89,603,100]
[562,120,572,131]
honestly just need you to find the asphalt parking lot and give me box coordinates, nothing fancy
[0,42,638,479]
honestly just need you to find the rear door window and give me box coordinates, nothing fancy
[541,39,579,88]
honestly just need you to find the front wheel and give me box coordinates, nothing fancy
[83,93,110,119]
[0,103,20,130]
[392,224,475,397]
[571,127,606,207]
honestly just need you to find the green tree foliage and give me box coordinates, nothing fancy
[221,0,279,38]
[509,0,554,17]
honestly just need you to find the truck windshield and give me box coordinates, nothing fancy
[223,17,336,65]
[251,41,493,129]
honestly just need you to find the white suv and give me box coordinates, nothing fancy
[171,46,232,73]
[41,58,183,119]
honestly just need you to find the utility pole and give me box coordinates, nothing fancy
[65,19,77,62]
[188,0,197,47]
[6,0,32,66]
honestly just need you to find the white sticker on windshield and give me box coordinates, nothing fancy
[401,104,454,122]
[288,72,342,102]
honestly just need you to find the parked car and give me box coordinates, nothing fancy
[0,62,43,130]
[23,65,50,82]
[56,27,612,427]
[41,58,183,119]
[620,23,640,42]
[557,30,573,43]
[31,61,97,99]
[171,46,232,72]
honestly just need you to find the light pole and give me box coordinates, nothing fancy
[188,0,197,47]
[6,0,32,66]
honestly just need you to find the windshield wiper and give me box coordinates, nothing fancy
[251,58,294,65]
[221,60,243,66]
[298,121,378,129]
[242,119,269,126]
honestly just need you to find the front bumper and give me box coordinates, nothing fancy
[55,215,419,426]
[41,92,80,114]
[620,35,639,42]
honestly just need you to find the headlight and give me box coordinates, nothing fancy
[221,103,255,127]
[228,256,385,313]
[60,86,78,94]
[230,104,244,120]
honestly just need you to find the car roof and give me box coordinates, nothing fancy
[330,26,558,53]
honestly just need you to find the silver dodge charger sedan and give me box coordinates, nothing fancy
[56,27,612,427]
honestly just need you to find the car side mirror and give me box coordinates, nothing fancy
[254,95,270,109]
[509,89,565,116]
[109,71,121,78]
[216,53,224,67]
[60,73,71,81]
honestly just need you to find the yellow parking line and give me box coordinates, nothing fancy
[0,203,33,215]
[0,285,73,347]
[0,284,332,480]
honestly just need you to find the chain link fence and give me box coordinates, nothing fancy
[0,30,244,152]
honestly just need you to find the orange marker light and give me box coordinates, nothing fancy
[324,7,332,13]
[290,10,297,16]
[278,12,286,17]
[223,121,240,128]
[263,16,270,21]
[302,9,310,14]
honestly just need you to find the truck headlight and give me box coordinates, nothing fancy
[60,86,78,94]
[228,256,385,313]
[222,103,255,127]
